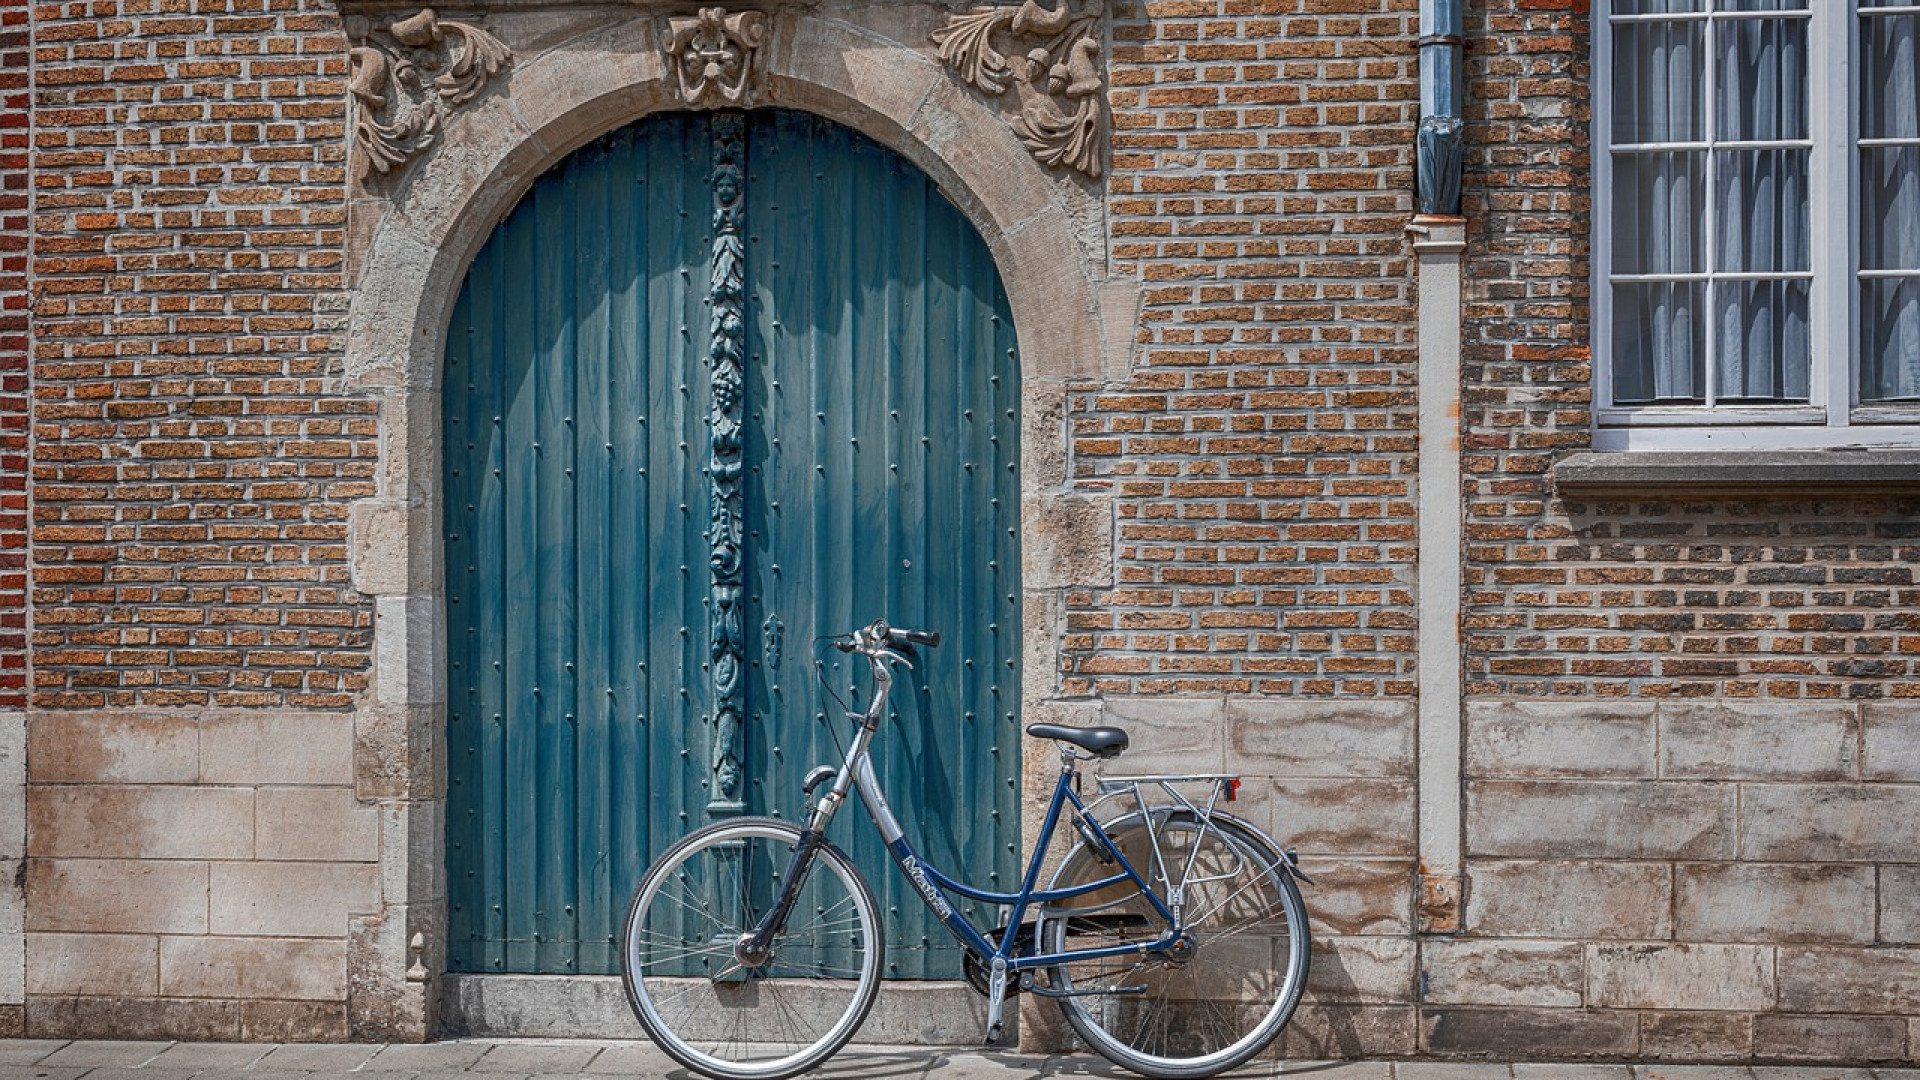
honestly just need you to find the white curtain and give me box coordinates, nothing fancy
[1613,14,1704,403]
[1610,2,1811,405]
[1861,11,1920,402]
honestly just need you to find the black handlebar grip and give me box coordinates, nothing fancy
[889,627,941,648]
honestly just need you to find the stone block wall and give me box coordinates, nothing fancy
[1446,700,1919,1061]
[24,711,377,1039]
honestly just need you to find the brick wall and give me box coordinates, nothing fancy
[0,0,27,709]
[1451,0,1920,1061]
[1065,0,1419,700]
[29,0,370,710]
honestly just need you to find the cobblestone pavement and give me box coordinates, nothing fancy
[0,1041,1914,1080]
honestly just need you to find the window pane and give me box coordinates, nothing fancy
[1613,0,1703,13]
[1715,149,1809,272]
[1614,152,1706,274]
[1614,282,1706,404]
[1717,0,1806,11]
[1714,15,1808,141]
[1861,278,1920,402]
[1861,147,1920,273]
[1860,13,1920,141]
[1614,21,1704,144]
[1715,279,1810,402]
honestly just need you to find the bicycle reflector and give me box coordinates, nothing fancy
[1227,777,1240,801]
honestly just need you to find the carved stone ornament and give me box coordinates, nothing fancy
[933,0,1105,178]
[347,8,511,182]
[665,8,770,106]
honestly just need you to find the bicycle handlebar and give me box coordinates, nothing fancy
[830,619,941,654]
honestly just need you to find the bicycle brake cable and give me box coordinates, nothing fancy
[811,637,853,762]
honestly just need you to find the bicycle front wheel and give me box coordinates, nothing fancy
[1039,810,1310,1079]
[620,816,883,1080]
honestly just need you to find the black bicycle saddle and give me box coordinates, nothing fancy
[1026,723,1130,759]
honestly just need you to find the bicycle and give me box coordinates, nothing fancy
[620,617,1313,1080]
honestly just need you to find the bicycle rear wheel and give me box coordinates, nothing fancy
[620,816,883,1080]
[1038,809,1310,1079]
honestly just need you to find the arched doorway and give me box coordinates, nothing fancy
[441,109,1023,979]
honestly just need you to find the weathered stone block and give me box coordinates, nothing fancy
[1229,699,1416,778]
[28,714,196,786]
[1467,780,1734,859]
[1467,859,1672,940]
[1675,863,1875,944]
[1739,784,1920,862]
[26,860,209,935]
[26,933,159,996]
[240,1000,353,1042]
[1099,697,1224,773]
[1659,701,1858,780]
[1639,1011,1753,1061]
[159,936,348,1001]
[256,788,378,864]
[1752,1014,1910,1062]
[209,862,380,938]
[1863,703,1920,781]
[1588,943,1775,1011]
[1777,946,1920,1014]
[1302,857,1414,937]
[28,786,253,860]
[0,713,20,865]
[1464,701,1654,779]
[1270,1003,1418,1059]
[1420,939,1584,1007]
[1420,1006,1639,1058]
[1021,494,1113,590]
[375,595,445,707]
[1881,865,1920,944]
[1247,778,1414,857]
[200,712,353,786]
[26,995,242,1042]
[1306,935,1415,1005]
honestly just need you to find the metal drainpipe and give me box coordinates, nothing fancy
[1417,0,1465,216]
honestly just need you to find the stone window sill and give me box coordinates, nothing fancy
[1553,450,1920,494]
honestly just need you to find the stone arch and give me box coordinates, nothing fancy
[339,9,1126,1036]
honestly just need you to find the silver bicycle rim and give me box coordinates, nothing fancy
[624,819,882,1080]
[1043,815,1309,1078]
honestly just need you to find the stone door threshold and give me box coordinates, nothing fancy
[440,974,991,1045]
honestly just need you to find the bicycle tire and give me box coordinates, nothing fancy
[620,816,883,1080]
[1038,808,1310,1079]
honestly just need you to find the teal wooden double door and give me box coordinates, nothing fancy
[443,110,1023,977]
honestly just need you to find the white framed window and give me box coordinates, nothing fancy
[1594,0,1920,451]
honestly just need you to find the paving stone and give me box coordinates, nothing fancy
[1397,1065,1514,1080]
[469,1043,603,1073]
[75,1069,198,1080]
[578,1042,676,1074]
[254,1044,382,1071]
[1511,1067,1633,1080]
[366,1042,495,1070]
[0,1043,66,1067]
[1634,1068,1757,1080]
[143,1042,272,1070]
[35,1042,172,1068]
[0,1068,90,1080]
[1276,1061,1394,1080]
